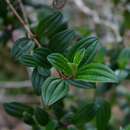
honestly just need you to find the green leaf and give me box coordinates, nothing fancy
[37,11,66,38]
[38,67,50,77]
[23,111,35,125]
[80,39,99,65]
[77,63,118,83]
[96,99,111,130]
[67,79,96,89]
[71,102,97,126]
[47,53,72,76]
[42,77,69,106]
[20,47,51,67]
[49,29,75,52]
[3,102,33,119]
[34,107,50,126]
[33,47,51,68]
[37,5,56,21]
[52,101,65,120]
[11,38,35,60]
[69,36,98,61]
[20,54,38,67]
[31,68,49,95]
[117,48,130,69]
[73,48,85,66]
[46,120,57,130]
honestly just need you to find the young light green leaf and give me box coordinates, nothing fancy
[11,38,35,60]
[96,99,111,130]
[73,48,86,66]
[47,53,72,76]
[42,77,69,106]
[77,63,118,83]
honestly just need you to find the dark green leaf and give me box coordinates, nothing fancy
[0,0,7,18]
[37,11,65,38]
[3,102,33,119]
[11,38,35,60]
[49,29,75,52]
[42,77,69,106]
[47,53,72,76]
[34,107,50,126]
[69,36,98,61]
[77,63,118,83]
[38,67,50,77]
[67,79,96,89]
[23,111,35,125]
[71,102,97,126]
[96,99,111,130]
[20,55,38,67]
[31,68,48,95]
[33,47,51,68]
[37,5,56,21]
[52,101,65,120]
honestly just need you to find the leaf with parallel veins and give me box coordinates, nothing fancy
[42,77,69,106]
[77,63,118,83]
[47,53,72,76]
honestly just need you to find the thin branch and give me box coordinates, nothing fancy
[18,0,29,26]
[72,0,122,42]
[0,81,31,88]
[5,0,41,47]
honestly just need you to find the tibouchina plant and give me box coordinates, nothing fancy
[3,4,118,130]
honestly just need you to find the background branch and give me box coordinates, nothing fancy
[0,81,31,88]
[5,0,41,47]
[72,0,122,42]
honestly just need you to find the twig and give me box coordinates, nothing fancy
[18,0,29,26]
[0,81,31,88]
[5,0,41,47]
[72,0,122,42]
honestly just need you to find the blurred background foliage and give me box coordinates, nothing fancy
[0,0,130,130]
